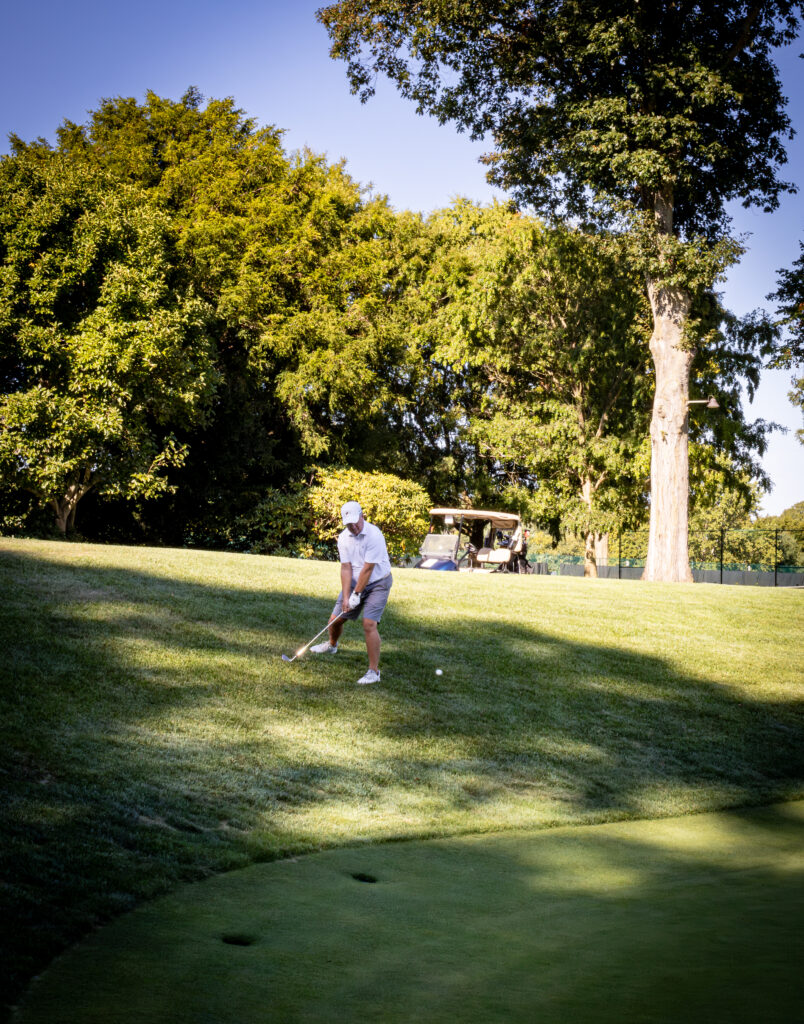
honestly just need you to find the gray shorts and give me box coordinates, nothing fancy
[333,572,393,623]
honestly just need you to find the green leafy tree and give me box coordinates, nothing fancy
[687,447,762,531]
[773,499,804,529]
[753,499,804,568]
[51,90,443,538]
[414,202,772,575]
[420,202,654,575]
[224,485,316,557]
[319,0,803,581]
[50,90,334,534]
[0,147,217,534]
[308,467,431,561]
[769,240,804,442]
[204,467,432,561]
[617,463,802,570]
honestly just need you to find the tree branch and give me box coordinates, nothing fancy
[721,3,764,67]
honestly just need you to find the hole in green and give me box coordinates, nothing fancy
[221,933,256,946]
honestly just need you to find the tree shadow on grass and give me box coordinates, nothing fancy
[368,614,804,821]
[1,546,802,1020]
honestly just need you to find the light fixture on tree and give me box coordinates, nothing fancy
[687,396,720,410]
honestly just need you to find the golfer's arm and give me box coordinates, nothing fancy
[354,562,375,595]
[340,563,353,602]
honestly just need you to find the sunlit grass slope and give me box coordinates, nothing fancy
[1,538,803,1017]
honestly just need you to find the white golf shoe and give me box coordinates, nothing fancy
[310,642,338,654]
[356,669,381,685]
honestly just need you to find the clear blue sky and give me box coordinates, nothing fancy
[3,0,802,514]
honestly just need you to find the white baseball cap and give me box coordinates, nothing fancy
[341,501,363,525]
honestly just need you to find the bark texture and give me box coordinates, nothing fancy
[643,279,694,582]
[580,476,609,578]
[583,531,609,578]
[49,474,92,536]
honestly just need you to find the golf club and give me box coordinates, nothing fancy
[281,610,349,664]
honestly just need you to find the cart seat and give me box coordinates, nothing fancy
[476,547,512,565]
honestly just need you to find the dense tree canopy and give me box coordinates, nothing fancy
[319,0,803,580]
[415,203,653,573]
[0,86,790,553]
[1,91,435,538]
[319,1,800,233]
[413,201,774,573]
[0,145,216,533]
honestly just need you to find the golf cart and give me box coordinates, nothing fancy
[414,508,533,573]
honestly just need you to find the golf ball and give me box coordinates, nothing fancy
[435,668,443,676]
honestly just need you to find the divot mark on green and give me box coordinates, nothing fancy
[220,934,257,947]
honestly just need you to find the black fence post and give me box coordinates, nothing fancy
[720,529,724,585]
[774,529,779,588]
[618,532,622,580]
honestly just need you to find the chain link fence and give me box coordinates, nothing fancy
[530,529,804,586]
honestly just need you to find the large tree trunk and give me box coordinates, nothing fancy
[580,478,597,577]
[643,278,694,582]
[583,531,609,578]
[580,479,609,578]
[49,474,92,537]
[51,500,70,536]
[583,530,597,577]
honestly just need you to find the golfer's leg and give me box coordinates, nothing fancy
[328,614,345,647]
[363,618,380,671]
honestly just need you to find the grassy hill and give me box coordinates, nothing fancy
[1,539,803,1019]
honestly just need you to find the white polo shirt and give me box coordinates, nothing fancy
[337,520,392,583]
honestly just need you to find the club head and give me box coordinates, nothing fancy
[281,654,293,663]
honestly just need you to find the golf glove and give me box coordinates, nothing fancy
[348,591,362,610]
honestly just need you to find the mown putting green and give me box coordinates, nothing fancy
[16,802,804,1024]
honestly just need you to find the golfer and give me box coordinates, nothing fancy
[311,501,392,685]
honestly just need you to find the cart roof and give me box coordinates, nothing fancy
[429,508,521,529]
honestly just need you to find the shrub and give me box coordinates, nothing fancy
[309,468,431,562]
[227,487,318,557]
